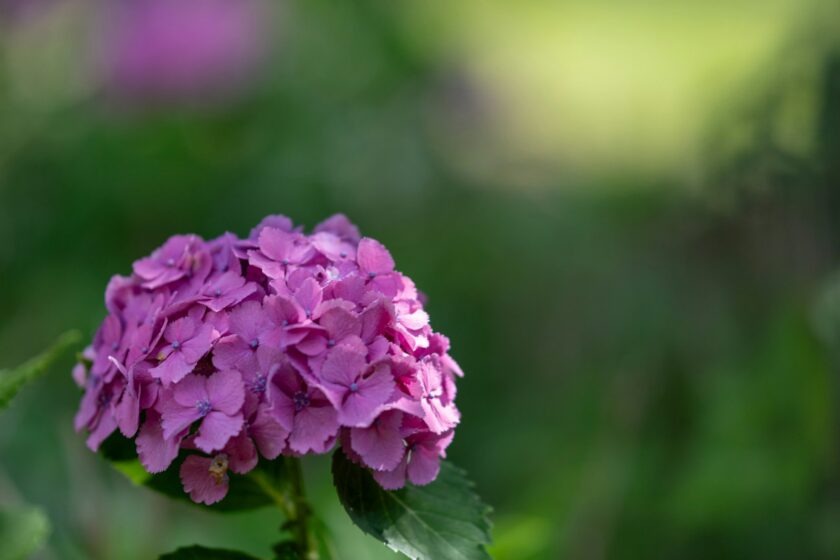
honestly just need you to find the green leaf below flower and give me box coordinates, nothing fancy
[158,544,262,559]
[331,451,493,560]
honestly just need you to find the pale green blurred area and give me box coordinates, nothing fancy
[1,0,840,559]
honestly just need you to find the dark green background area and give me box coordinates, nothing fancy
[2,1,840,559]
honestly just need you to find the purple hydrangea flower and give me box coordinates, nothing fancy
[73,213,466,503]
[160,370,245,453]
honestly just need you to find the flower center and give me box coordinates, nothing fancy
[249,338,259,349]
[208,453,229,485]
[196,400,212,417]
[293,391,310,412]
[250,375,267,394]
[349,382,359,393]
[165,258,175,268]
[327,339,336,348]
[214,288,222,297]
[368,271,377,279]
[171,341,181,350]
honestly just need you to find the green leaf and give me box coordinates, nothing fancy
[0,330,81,410]
[0,505,51,560]
[271,541,300,559]
[332,451,493,560]
[158,545,262,559]
[101,433,289,512]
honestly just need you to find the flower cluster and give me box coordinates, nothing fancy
[73,215,462,504]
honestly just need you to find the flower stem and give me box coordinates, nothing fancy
[250,458,320,559]
[283,456,319,560]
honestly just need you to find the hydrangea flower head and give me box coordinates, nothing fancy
[73,214,464,503]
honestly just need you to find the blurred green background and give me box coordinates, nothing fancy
[3,0,840,558]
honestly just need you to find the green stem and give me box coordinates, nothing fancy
[285,456,319,560]
[249,458,319,560]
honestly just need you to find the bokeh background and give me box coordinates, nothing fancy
[2,0,840,558]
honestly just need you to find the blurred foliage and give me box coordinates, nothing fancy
[2,0,840,559]
[0,331,80,410]
[0,506,51,560]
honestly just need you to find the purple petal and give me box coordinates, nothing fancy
[350,410,405,471]
[86,412,118,451]
[180,322,215,363]
[289,404,338,454]
[207,369,245,414]
[172,374,209,407]
[194,411,243,452]
[357,237,395,275]
[224,431,258,474]
[228,300,270,340]
[338,365,395,427]
[180,455,228,505]
[250,405,288,460]
[137,411,182,473]
[115,386,141,437]
[407,444,441,486]
[372,456,408,490]
[320,345,367,387]
[149,352,193,384]
[161,399,202,440]
[294,277,323,316]
[314,213,361,242]
[250,215,294,239]
[258,227,294,261]
[211,335,250,370]
[318,305,361,341]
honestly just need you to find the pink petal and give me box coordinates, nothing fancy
[250,406,288,460]
[165,316,197,343]
[258,227,294,261]
[149,352,193,384]
[86,412,118,452]
[172,374,209,407]
[320,345,366,386]
[224,432,258,474]
[161,404,201,441]
[357,237,395,274]
[116,388,140,438]
[319,306,361,341]
[350,411,405,471]
[420,398,460,434]
[314,214,361,242]
[137,411,182,473]
[211,335,250,369]
[399,308,429,330]
[228,300,269,340]
[338,365,395,427]
[207,369,245,414]
[407,445,441,486]
[360,299,394,343]
[180,455,229,505]
[194,411,243,453]
[289,404,338,454]
[180,323,215,363]
[294,277,323,316]
[295,332,327,356]
[372,456,408,490]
